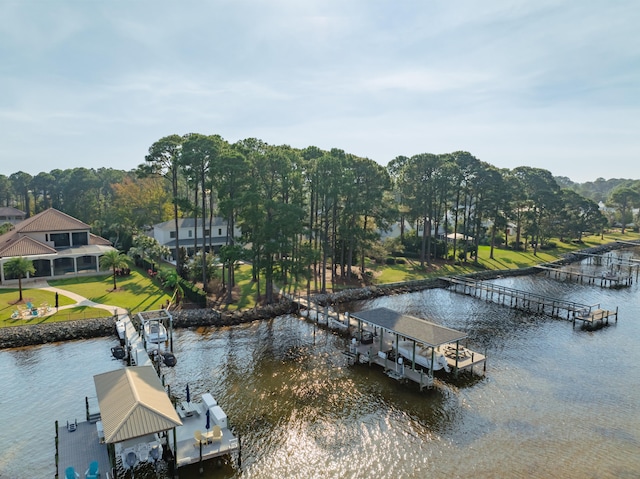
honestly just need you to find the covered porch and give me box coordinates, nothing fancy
[0,244,114,284]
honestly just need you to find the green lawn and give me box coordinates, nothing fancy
[2,230,638,325]
[372,231,640,284]
[50,269,171,313]
[0,268,171,327]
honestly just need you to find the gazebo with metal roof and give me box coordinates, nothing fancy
[93,365,182,444]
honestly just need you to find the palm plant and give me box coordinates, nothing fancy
[4,256,35,301]
[100,250,131,291]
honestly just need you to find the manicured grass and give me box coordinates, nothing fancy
[0,286,111,327]
[357,231,640,285]
[0,268,171,327]
[2,230,638,324]
[226,231,640,298]
[50,269,171,313]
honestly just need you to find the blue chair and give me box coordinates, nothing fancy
[65,466,79,479]
[85,460,99,479]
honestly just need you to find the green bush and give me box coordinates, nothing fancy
[178,277,207,307]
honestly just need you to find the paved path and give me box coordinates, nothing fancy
[9,279,128,318]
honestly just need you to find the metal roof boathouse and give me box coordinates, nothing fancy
[348,307,486,389]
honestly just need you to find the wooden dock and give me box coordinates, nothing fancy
[280,292,488,388]
[534,264,634,287]
[56,419,112,479]
[442,276,618,328]
[172,394,239,469]
[55,313,239,478]
[348,308,486,388]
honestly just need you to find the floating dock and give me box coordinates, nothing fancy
[442,276,618,328]
[347,307,486,389]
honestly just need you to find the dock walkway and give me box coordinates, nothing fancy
[534,264,634,287]
[442,276,618,328]
[56,420,111,479]
[56,313,239,478]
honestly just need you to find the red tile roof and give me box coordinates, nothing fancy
[0,235,56,257]
[0,208,111,258]
[16,208,90,233]
[90,233,112,246]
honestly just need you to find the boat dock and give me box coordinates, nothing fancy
[56,417,111,479]
[286,292,352,333]
[56,312,239,478]
[442,276,618,328]
[347,308,486,388]
[173,393,240,469]
[534,264,634,287]
[575,250,640,268]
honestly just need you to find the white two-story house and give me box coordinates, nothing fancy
[151,217,240,260]
[0,208,115,284]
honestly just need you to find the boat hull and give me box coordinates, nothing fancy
[143,321,167,343]
[396,341,450,372]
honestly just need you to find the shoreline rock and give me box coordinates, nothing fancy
[0,241,634,350]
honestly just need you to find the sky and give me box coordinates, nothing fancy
[1,1,639,183]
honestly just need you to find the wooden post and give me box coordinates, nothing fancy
[55,420,59,477]
[454,341,459,379]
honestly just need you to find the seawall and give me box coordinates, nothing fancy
[0,241,634,350]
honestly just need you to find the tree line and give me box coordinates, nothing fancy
[2,135,640,304]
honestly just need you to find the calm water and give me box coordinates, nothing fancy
[1,251,640,479]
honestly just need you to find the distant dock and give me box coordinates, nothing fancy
[442,276,618,329]
[534,264,634,288]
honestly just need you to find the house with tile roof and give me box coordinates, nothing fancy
[0,208,115,284]
[0,206,26,226]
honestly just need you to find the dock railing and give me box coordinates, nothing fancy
[444,276,602,321]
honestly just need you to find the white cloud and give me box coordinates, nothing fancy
[0,0,638,181]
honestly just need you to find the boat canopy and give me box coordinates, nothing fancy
[350,307,467,347]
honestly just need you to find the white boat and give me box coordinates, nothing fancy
[115,319,126,341]
[395,340,450,372]
[143,320,168,343]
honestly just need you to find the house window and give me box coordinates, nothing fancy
[218,228,222,236]
[204,229,210,236]
[72,232,88,246]
[188,230,193,238]
[50,232,70,248]
[169,231,176,239]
